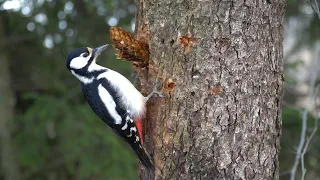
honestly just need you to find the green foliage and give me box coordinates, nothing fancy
[1,0,139,179]
[282,107,316,133]
[15,92,138,179]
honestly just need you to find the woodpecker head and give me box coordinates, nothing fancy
[66,44,109,76]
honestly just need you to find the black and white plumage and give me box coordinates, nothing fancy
[66,44,155,178]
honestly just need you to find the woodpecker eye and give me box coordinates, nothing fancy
[82,52,89,57]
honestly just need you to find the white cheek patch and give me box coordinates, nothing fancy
[69,56,90,69]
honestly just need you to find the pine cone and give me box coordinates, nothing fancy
[110,27,149,64]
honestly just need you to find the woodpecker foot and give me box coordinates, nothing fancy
[145,79,166,101]
[146,90,165,101]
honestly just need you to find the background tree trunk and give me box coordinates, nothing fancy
[135,0,286,179]
[0,12,21,180]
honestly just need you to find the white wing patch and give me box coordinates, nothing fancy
[97,84,122,125]
[121,123,128,130]
[97,70,146,119]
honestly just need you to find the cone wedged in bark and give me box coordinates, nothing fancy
[110,26,149,67]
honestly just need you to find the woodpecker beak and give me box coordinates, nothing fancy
[93,44,109,58]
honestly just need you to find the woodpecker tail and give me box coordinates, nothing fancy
[131,143,155,180]
[133,119,154,179]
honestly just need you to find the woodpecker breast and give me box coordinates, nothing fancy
[97,69,146,119]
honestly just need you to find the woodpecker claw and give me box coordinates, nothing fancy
[145,79,166,101]
[152,90,166,98]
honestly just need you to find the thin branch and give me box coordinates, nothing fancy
[307,0,320,19]
[307,1,318,16]
[289,39,320,179]
[301,85,320,180]
[289,2,320,178]
[289,70,317,180]
[314,0,320,18]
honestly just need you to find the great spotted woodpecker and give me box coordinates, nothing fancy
[66,44,160,179]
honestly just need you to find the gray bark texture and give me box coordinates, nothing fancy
[135,0,286,179]
[0,13,21,180]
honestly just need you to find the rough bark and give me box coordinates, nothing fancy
[0,13,21,180]
[135,0,285,179]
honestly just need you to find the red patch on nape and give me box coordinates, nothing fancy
[134,119,144,145]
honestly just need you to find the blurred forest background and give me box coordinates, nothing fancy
[0,0,319,180]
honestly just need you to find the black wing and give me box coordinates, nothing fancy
[97,79,155,176]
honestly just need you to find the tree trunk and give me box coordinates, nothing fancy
[0,13,21,180]
[135,0,285,179]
